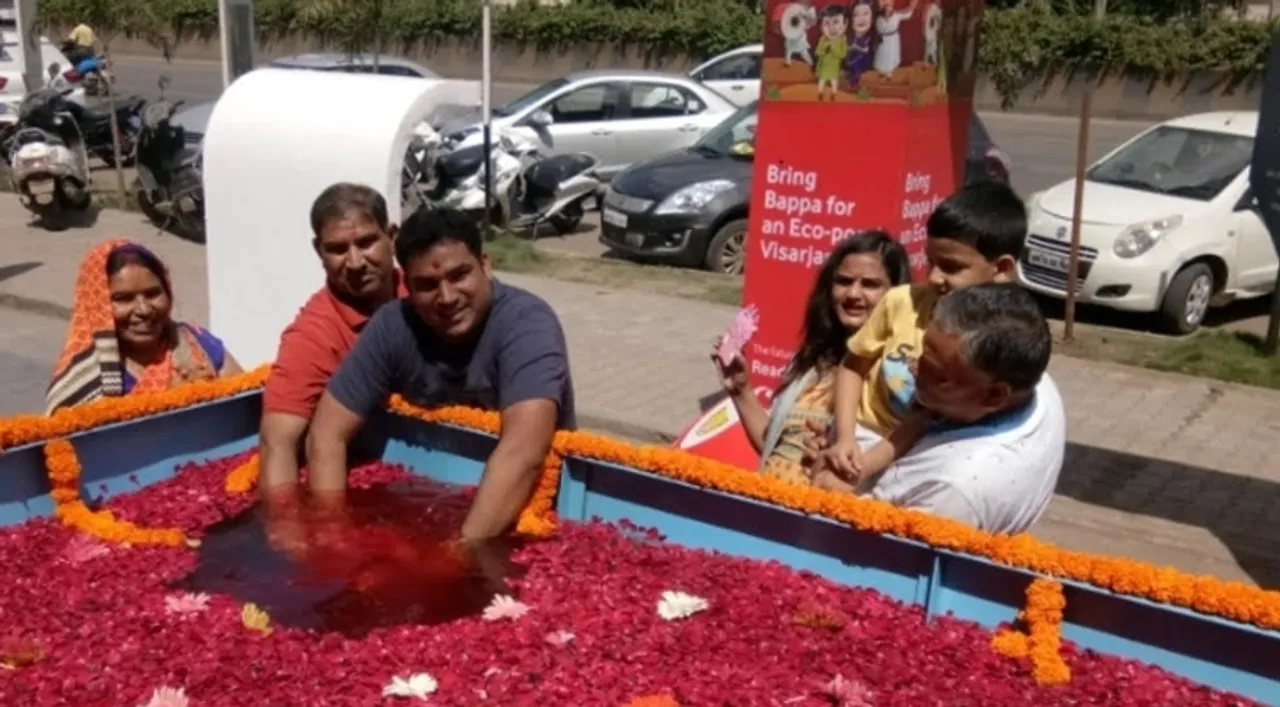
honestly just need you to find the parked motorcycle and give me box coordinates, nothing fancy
[133,75,203,240]
[63,92,143,167]
[424,130,600,235]
[2,87,93,227]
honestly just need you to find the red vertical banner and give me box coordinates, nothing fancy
[743,0,983,398]
[674,0,983,466]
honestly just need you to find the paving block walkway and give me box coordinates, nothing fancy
[2,195,1279,586]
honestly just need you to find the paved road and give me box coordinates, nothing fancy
[110,54,1152,198]
[0,309,63,418]
[114,54,1266,335]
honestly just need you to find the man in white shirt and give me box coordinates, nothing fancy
[812,283,1065,535]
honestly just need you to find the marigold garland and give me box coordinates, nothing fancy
[387,396,559,538]
[1,366,269,452]
[383,403,1280,634]
[224,454,261,495]
[13,380,1280,635]
[993,578,1071,685]
[42,439,187,546]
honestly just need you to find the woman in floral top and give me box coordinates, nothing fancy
[710,232,909,485]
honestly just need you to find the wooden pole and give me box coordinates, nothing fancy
[1062,0,1106,342]
[104,51,128,204]
[1062,91,1090,342]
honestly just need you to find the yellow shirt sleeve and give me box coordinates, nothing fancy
[846,284,908,362]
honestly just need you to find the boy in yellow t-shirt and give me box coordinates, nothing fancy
[822,182,1029,485]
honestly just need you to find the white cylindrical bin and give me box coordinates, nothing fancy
[203,68,479,367]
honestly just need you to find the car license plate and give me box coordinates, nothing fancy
[602,208,628,228]
[27,179,55,196]
[1026,248,1069,273]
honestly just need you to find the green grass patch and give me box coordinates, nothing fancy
[1057,327,1280,390]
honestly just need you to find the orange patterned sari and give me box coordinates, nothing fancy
[45,239,217,413]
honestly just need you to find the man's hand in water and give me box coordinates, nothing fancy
[263,486,309,559]
[452,536,516,595]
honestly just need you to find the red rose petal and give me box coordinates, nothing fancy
[0,455,1259,706]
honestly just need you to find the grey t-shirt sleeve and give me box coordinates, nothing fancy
[326,304,404,418]
[495,298,569,411]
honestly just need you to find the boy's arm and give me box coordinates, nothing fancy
[854,407,932,479]
[832,353,869,444]
[834,286,901,444]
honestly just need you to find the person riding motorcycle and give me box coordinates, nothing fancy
[62,24,97,66]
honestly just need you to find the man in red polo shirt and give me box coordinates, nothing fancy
[259,183,406,501]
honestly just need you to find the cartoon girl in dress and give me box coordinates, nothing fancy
[844,0,875,87]
[874,0,918,75]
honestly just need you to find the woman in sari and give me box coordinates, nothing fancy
[45,239,242,413]
[710,231,910,484]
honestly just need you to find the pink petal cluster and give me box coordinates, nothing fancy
[139,686,189,707]
[164,593,211,616]
[823,674,873,706]
[0,455,1260,707]
[61,534,110,565]
[544,629,576,647]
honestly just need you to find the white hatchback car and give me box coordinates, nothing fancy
[689,44,762,107]
[1020,112,1277,334]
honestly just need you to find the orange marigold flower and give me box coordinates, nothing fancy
[11,372,1280,638]
[224,454,261,495]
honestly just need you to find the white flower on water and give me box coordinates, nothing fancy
[382,673,438,700]
[482,594,531,622]
[656,590,709,621]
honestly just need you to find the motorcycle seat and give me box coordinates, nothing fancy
[436,144,485,179]
[525,153,596,194]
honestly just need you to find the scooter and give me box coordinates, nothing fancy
[133,74,203,240]
[401,123,444,213]
[425,130,600,235]
[4,88,93,228]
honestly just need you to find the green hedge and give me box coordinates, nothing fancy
[38,0,1279,105]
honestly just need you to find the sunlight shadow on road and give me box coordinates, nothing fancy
[0,261,41,285]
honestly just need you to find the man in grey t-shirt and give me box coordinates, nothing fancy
[300,206,575,548]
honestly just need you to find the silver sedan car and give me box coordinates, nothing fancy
[437,69,739,180]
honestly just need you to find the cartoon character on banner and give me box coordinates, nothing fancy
[815,4,849,101]
[923,2,942,65]
[874,0,918,75]
[845,0,876,88]
[776,1,818,67]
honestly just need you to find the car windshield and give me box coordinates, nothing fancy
[693,101,759,157]
[494,78,570,117]
[1087,125,1253,201]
